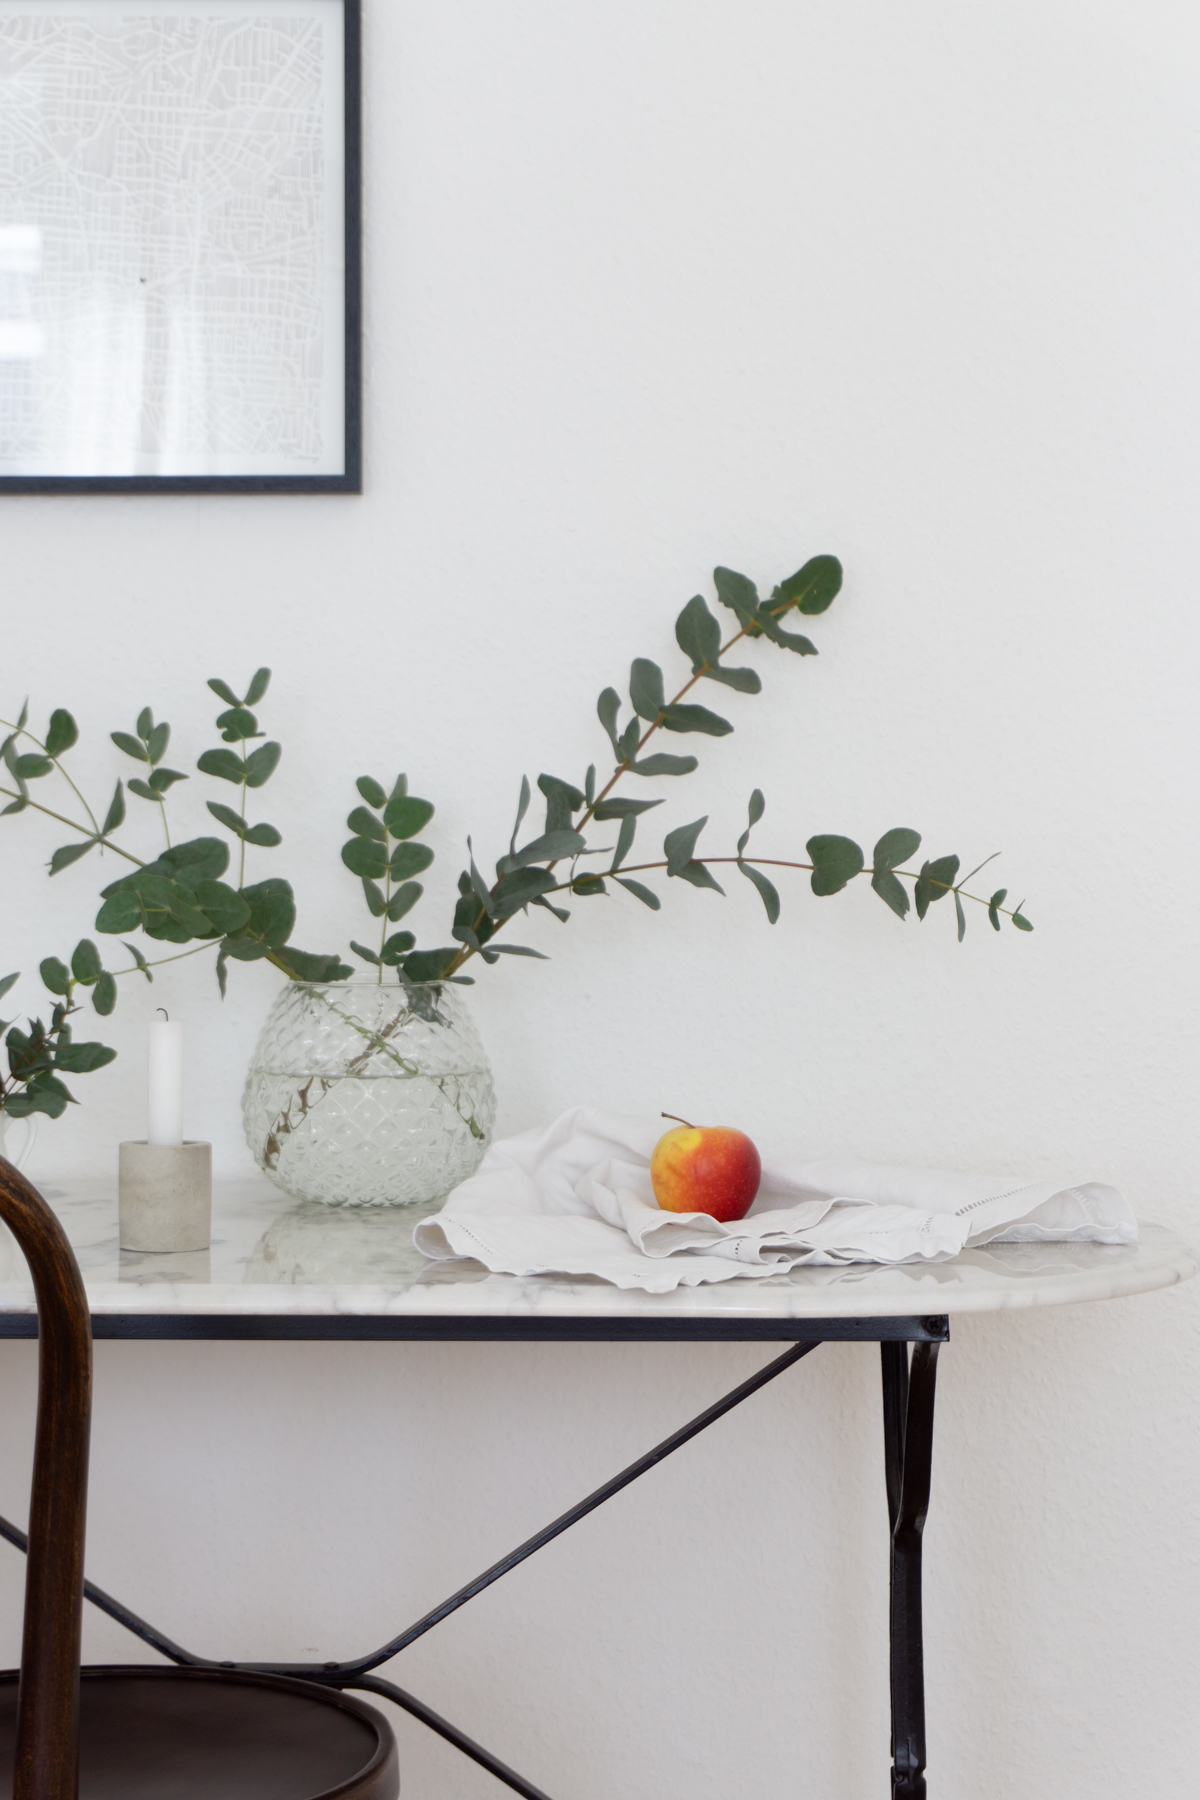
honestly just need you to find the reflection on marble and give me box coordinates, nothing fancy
[0,1178,1193,1321]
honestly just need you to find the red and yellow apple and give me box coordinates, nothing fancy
[650,1119,762,1223]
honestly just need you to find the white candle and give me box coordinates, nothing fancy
[147,1015,184,1147]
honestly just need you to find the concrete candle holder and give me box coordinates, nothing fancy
[118,1141,212,1253]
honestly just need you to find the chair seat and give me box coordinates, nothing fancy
[0,1665,399,1800]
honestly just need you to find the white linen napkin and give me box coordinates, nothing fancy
[414,1107,1137,1293]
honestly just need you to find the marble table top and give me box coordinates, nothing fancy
[0,1178,1193,1335]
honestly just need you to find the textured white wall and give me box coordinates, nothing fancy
[1,2,1198,1794]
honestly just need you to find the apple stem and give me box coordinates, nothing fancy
[661,1112,697,1130]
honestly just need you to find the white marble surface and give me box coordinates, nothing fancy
[0,1178,1193,1320]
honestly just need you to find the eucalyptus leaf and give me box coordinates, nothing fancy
[350,940,382,965]
[489,944,550,958]
[390,842,434,880]
[387,882,422,922]
[675,861,725,894]
[45,709,78,757]
[988,888,1007,931]
[244,667,271,706]
[702,665,761,693]
[161,838,229,882]
[14,755,52,779]
[194,880,251,935]
[197,748,244,784]
[618,717,641,762]
[384,794,435,839]
[924,855,960,899]
[71,939,102,983]
[54,1041,116,1074]
[734,860,776,921]
[244,741,281,789]
[49,841,95,876]
[873,828,921,873]
[390,774,408,801]
[537,774,584,834]
[675,593,721,670]
[712,566,761,630]
[121,942,153,982]
[102,781,125,835]
[506,829,585,870]
[402,948,458,983]
[0,973,18,1004]
[39,957,70,995]
[660,703,732,737]
[136,707,153,741]
[381,931,417,964]
[914,862,933,920]
[629,658,666,721]
[362,878,386,918]
[242,822,282,848]
[347,805,387,842]
[92,972,117,1016]
[207,678,241,707]
[954,890,967,943]
[95,892,142,934]
[774,554,843,616]
[111,730,148,763]
[597,688,622,759]
[628,752,698,777]
[148,767,187,794]
[611,814,636,870]
[273,947,353,981]
[871,871,910,919]
[127,780,157,801]
[592,797,663,820]
[207,801,247,837]
[570,875,606,896]
[146,721,170,764]
[510,775,532,854]
[341,836,388,880]
[1012,909,1034,932]
[664,816,707,876]
[216,708,259,743]
[241,877,296,947]
[806,834,865,896]
[492,868,558,920]
[614,877,660,909]
[356,775,387,810]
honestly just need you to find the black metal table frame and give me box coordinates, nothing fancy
[0,1309,950,1800]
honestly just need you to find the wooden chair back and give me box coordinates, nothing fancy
[0,1153,92,1800]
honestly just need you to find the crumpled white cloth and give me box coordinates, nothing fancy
[413,1107,1138,1293]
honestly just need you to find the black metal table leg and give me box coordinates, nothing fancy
[882,1338,941,1799]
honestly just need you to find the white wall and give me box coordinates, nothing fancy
[2,2,1198,1794]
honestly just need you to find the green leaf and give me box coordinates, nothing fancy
[1012,908,1034,932]
[162,838,229,882]
[402,948,458,983]
[618,717,641,762]
[660,703,732,737]
[102,781,125,835]
[492,868,558,920]
[532,895,571,923]
[611,815,636,870]
[873,828,921,873]
[0,973,18,1004]
[197,747,245,784]
[1,797,29,817]
[490,944,550,959]
[49,840,95,876]
[241,878,296,947]
[387,882,422,922]
[592,797,663,821]
[207,678,241,707]
[216,708,259,743]
[924,855,960,899]
[111,731,148,763]
[703,665,761,693]
[629,658,665,721]
[505,829,585,870]
[664,816,707,875]
[774,554,843,616]
[342,837,389,880]
[20,1085,69,1120]
[136,706,153,740]
[675,861,724,893]
[206,801,247,838]
[39,957,70,995]
[216,945,229,998]
[71,939,102,983]
[753,612,817,655]
[510,775,532,854]
[45,709,78,757]
[570,875,607,896]
[95,891,142,934]
[244,667,271,706]
[348,805,387,842]
[914,862,933,920]
[806,834,865,896]
[383,794,435,839]
[274,947,354,982]
[380,931,417,964]
[127,780,157,801]
[242,822,281,848]
[537,773,584,834]
[614,876,660,909]
[390,842,435,880]
[356,775,387,810]
[54,1040,116,1074]
[871,871,910,919]
[13,754,52,779]
[221,936,271,962]
[15,699,27,731]
[146,720,170,764]
[350,940,381,965]
[92,971,117,1016]
[713,566,761,630]
[628,752,698,777]
[988,888,1007,931]
[148,767,187,794]
[244,741,281,789]
[194,880,251,935]
[955,890,967,943]
[675,593,721,670]
[121,942,153,982]
[389,773,408,801]
[739,861,779,922]
[362,877,386,918]
[597,688,623,758]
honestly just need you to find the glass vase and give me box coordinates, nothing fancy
[241,980,497,1207]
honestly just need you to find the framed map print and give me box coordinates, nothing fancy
[0,0,360,491]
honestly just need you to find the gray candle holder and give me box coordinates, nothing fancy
[118,1141,212,1253]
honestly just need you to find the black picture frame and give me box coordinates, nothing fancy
[0,0,361,495]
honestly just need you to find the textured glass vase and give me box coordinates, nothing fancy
[241,981,497,1207]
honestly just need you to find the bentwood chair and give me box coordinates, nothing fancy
[0,1155,399,1800]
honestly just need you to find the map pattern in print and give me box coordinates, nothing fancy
[0,7,342,475]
